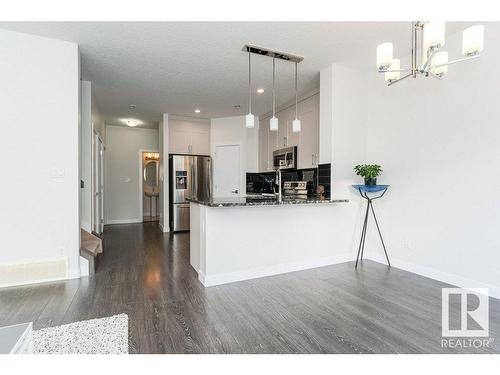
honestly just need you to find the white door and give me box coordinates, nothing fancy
[98,141,105,233]
[213,145,240,197]
[92,133,105,234]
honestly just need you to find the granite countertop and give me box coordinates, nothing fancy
[186,196,349,207]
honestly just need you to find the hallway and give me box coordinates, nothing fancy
[0,223,499,353]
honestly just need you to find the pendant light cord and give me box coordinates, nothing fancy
[272,57,276,118]
[295,62,298,120]
[248,52,252,114]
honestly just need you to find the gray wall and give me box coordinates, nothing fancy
[105,125,159,224]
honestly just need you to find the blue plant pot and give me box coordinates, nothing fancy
[364,178,377,186]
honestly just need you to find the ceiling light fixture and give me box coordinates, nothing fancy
[121,118,142,127]
[194,109,201,113]
[292,62,301,133]
[245,51,255,129]
[242,44,303,132]
[269,57,278,131]
[257,88,265,94]
[377,22,484,86]
[129,104,136,110]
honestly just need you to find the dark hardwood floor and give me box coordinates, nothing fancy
[0,222,498,353]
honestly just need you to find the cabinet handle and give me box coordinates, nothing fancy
[283,137,287,147]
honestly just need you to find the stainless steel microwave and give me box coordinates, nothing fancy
[273,146,297,170]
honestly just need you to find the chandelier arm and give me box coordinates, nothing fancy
[412,21,417,77]
[387,72,413,86]
[378,68,411,73]
[421,48,439,72]
[428,71,443,80]
[431,54,480,69]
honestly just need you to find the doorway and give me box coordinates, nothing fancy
[213,144,240,197]
[141,151,160,222]
[92,131,105,235]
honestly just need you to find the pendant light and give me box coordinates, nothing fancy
[270,57,278,131]
[292,62,301,133]
[245,51,255,128]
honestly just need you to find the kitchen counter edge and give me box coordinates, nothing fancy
[186,197,349,207]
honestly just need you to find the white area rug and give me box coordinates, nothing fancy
[33,314,128,354]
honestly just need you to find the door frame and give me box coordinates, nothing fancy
[138,149,159,222]
[212,143,241,197]
[92,130,105,234]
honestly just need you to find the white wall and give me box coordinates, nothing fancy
[80,81,92,232]
[91,91,105,142]
[0,29,80,281]
[210,115,259,197]
[362,24,500,297]
[319,64,371,272]
[105,125,159,224]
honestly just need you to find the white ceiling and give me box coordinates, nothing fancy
[0,22,471,128]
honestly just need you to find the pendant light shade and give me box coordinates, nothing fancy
[246,51,254,128]
[423,22,445,50]
[376,42,393,70]
[462,25,484,56]
[270,116,278,131]
[292,62,301,133]
[245,113,255,128]
[431,51,449,75]
[270,57,278,131]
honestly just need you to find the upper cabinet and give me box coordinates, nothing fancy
[169,120,210,155]
[258,93,319,171]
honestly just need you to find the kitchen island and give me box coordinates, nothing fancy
[188,196,352,287]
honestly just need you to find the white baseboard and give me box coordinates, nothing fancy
[79,257,89,277]
[158,222,170,232]
[105,218,142,225]
[199,253,351,287]
[0,257,69,288]
[365,254,500,300]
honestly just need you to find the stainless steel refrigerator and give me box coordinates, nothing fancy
[169,154,211,232]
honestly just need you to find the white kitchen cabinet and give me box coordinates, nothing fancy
[268,125,278,171]
[190,131,209,155]
[297,94,320,169]
[170,129,192,154]
[257,93,319,172]
[169,120,210,155]
[298,108,319,168]
[258,118,269,171]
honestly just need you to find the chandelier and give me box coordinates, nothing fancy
[376,22,484,86]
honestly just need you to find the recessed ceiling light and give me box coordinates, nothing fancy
[195,109,201,113]
[129,104,136,110]
[257,88,265,94]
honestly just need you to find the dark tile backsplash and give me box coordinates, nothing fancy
[247,164,331,198]
[317,163,331,199]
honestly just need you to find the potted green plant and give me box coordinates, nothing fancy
[354,164,382,186]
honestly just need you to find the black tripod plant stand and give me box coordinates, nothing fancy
[352,185,391,268]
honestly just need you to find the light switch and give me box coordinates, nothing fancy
[51,168,65,178]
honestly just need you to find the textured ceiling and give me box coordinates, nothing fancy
[0,22,472,128]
